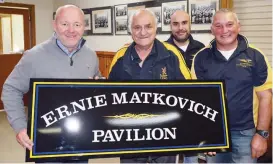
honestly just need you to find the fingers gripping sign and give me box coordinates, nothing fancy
[16,128,34,150]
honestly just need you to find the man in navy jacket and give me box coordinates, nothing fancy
[192,8,272,163]
[166,10,204,70]
[109,9,191,163]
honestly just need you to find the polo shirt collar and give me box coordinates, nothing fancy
[53,32,86,57]
[130,41,157,62]
[209,34,249,61]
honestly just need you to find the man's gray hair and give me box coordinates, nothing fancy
[211,8,240,24]
[55,4,84,21]
[128,8,158,33]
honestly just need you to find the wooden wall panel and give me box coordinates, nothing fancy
[234,0,272,67]
[0,18,2,54]
[0,54,23,109]
[221,0,233,9]
[96,51,115,78]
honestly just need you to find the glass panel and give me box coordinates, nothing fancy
[11,14,24,53]
[1,14,24,54]
[2,16,12,54]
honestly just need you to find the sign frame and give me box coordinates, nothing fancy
[26,79,231,162]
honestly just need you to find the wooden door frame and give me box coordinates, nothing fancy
[0,18,2,53]
[0,8,30,51]
[0,3,36,109]
[0,2,36,48]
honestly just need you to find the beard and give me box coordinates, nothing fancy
[173,32,190,43]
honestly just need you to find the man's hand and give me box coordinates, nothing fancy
[251,133,267,158]
[89,76,105,79]
[16,128,33,150]
[204,152,216,156]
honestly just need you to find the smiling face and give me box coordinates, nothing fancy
[131,10,157,49]
[53,6,85,52]
[170,11,191,43]
[211,12,240,50]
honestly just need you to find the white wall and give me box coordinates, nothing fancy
[233,0,272,66]
[6,0,54,44]
[54,0,214,52]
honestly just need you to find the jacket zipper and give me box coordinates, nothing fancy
[70,57,73,66]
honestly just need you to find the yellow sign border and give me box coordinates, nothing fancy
[29,81,230,159]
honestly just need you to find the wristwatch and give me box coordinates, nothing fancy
[256,129,269,139]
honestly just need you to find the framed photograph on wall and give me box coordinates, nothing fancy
[91,6,113,35]
[115,4,128,35]
[161,0,187,32]
[189,0,219,33]
[115,19,128,35]
[82,8,92,36]
[147,6,162,28]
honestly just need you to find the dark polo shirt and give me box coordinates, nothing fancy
[192,34,272,130]
[130,43,157,79]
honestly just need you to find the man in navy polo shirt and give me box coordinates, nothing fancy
[166,10,205,70]
[192,8,272,163]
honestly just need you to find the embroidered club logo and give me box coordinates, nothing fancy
[237,58,252,68]
[160,67,168,79]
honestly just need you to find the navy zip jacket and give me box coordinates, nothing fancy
[108,39,191,162]
[109,39,191,80]
[192,34,272,130]
[166,34,204,69]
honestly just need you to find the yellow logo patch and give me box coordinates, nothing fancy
[236,59,252,68]
[160,67,168,79]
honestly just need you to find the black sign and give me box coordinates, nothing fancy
[26,79,231,162]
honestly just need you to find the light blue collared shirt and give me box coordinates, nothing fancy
[54,33,83,58]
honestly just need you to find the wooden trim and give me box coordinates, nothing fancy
[0,2,34,9]
[0,18,2,53]
[30,5,36,47]
[96,51,115,78]
[22,10,30,50]
[10,14,13,51]
[0,8,27,14]
[0,2,36,48]
[96,51,115,57]
[1,53,22,55]
[221,0,233,9]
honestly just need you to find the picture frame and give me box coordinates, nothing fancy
[161,0,188,32]
[189,0,220,33]
[114,4,128,35]
[126,0,163,34]
[91,6,113,35]
[82,8,92,36]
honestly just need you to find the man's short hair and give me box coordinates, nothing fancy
[211,8,239,24]
[55,4,84,21]
[128,8,158,33]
